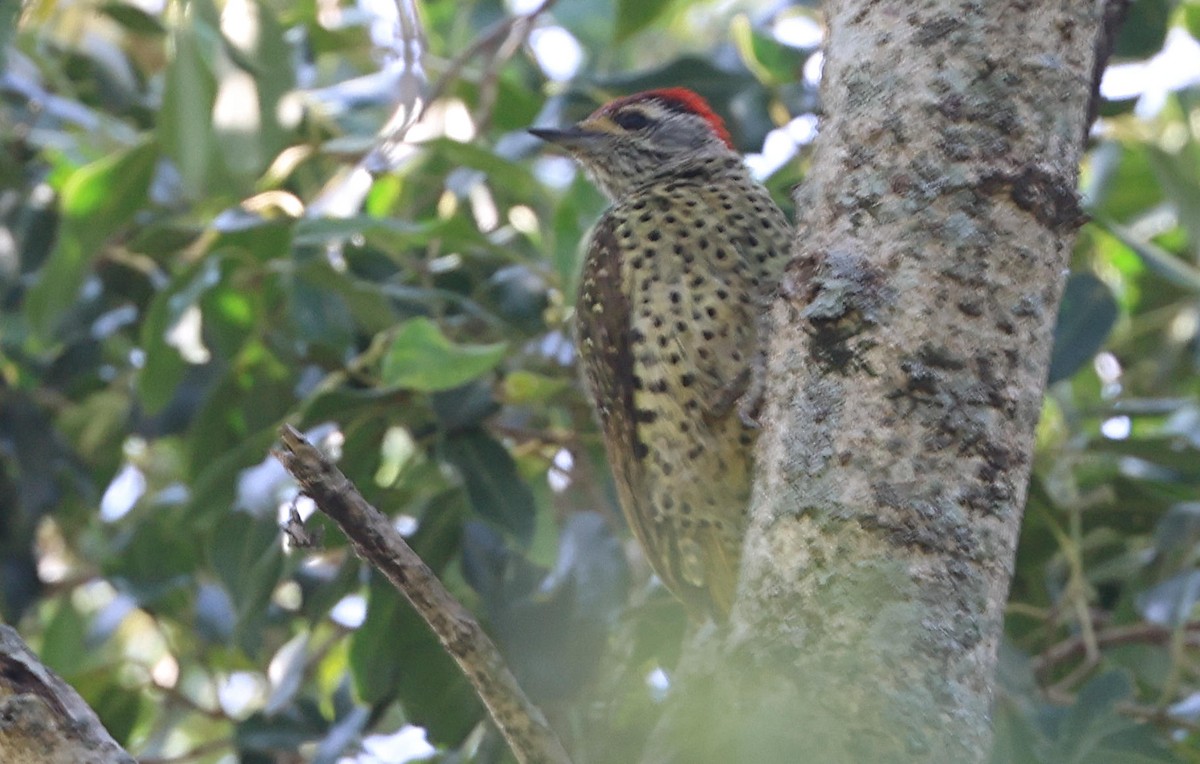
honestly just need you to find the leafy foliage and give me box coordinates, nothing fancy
[1,0,1199,761]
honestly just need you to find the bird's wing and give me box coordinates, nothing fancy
[575,214,671,581]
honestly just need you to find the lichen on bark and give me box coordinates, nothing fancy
[646,2,1110,762]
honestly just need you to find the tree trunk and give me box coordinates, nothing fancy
[646,2,1107,761]
[0,626,134,764]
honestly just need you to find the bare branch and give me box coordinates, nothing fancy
[273,425,572,764]
[1034,621,1200,679]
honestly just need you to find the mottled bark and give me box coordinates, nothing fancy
[646,2,1106,762]
[0,625,134,764]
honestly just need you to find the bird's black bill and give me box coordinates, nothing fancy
[528,126,590,146]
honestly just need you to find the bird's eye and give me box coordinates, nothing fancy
[613,110,651,131]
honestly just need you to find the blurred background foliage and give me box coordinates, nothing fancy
[1,0,1200,760]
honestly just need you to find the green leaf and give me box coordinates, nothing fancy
[731,14,799,86]
[990,694,1049,764]
[189,427,282,520]
[88,684,143,745]
[1048,273,1118,384]
[236,704,328,752]
[214,0,293,183]
[208,511,285,651]
[380,317,506,392]
[0,0,17,57]
[103,507,201,606]
[98,2,166,35]
[615,0,675,42]
[159,19,219,199]
[291,258,398,341]
[1186,4,1200,42]
[25,140,158,338]
[1136,570,1200,627]
[39,598,89,677]
[292,216,432,246]
[1089,436,1200,478]
[1145,146,1200,261]
[1098,219,1200,293]
[489,71,546,132]
[1052,671,1144,763]
[425,138,541,199]
[440,429,536,543]
[502,370,570,404]
[1084,142,1165,220]
[1112,0,1170,60]
[138,256,223,413]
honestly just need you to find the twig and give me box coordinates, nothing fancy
[273,425,572,764]
[1120,701,1200,733]
[421,0,559,120]
[1033,621,1200,678]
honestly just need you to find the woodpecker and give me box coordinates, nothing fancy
[531,89,792,617]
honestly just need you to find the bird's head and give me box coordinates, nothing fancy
[530,88,735,200]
